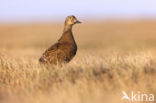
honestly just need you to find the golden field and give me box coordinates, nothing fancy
[0,20,156,103]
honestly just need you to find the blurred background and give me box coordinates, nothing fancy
[0,0,156,23]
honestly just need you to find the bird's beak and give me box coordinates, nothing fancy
[76,20,81,24]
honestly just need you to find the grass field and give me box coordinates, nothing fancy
[0,20,156,103]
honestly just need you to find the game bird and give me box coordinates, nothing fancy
[39,15,81,65]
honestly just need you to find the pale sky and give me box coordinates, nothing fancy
[0,0,156,22]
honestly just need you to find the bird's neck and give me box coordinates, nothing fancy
[58,25,75,43]
[63,24,72,32]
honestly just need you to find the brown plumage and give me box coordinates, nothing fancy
[39,15,81,65]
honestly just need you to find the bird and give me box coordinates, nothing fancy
[39,15,81,65]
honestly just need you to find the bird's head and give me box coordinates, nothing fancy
[65,15,81,26]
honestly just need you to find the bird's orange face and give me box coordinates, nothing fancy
[65,15,81,25]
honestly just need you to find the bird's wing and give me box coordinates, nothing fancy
[39,42,73,64]
[39,42,60,63]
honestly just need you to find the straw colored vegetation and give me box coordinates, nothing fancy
[0,20,156,103]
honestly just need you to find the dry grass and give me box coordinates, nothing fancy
[0,20,156,103]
